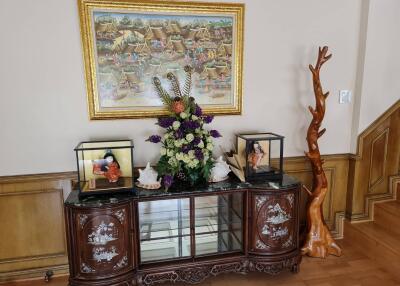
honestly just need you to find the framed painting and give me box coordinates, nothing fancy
[78,0,244,119]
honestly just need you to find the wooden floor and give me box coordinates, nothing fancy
[3,237,400,286]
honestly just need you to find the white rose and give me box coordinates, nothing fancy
[183,154,190,163]
[195,128,201,134]
[206,143,213,151]
[168,157,178,167]
[175,152,184,161]
[167,149,174,157]
[172,121,181,130]
[188,159,199,168]
[188,150,195,158]
[160,148,167,156]
[191,115,198,120]
[186,133,194,142]
[174,140,183,148]
[197,141,204,148]
[164,133,170,140]
[180,112,187,119]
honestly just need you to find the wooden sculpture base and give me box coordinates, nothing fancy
[301,186,341,258]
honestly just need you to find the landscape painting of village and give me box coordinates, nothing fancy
[91,10,237,114]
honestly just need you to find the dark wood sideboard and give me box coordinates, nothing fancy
[64,175,302,286]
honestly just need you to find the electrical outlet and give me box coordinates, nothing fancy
[339,90,351,104]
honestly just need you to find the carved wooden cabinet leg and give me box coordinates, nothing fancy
[291,263,300,274]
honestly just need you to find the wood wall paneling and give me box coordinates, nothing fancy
[283,155,349,239]
[346,100,400,221]
[368,128,388,192]
[0,173,75,283]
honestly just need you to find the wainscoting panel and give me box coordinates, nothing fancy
[347,100,400,221]
[0,173,75,283]
[283,154,349,238]
[368,128,388,192]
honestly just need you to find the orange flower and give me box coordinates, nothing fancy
[171,100,185,114]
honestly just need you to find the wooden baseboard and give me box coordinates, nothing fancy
[0,265,69,284]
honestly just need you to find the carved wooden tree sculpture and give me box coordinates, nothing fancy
[301,46,342,258]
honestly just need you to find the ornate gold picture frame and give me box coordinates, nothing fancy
[78,0,244,120]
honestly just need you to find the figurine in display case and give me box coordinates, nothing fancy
[226,133,284,182]
[92,150,122,183]
[248,141,265,170]
[74,140,134,197]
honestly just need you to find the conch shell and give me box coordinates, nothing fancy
[136,163,161,189]
[209,156,231,183]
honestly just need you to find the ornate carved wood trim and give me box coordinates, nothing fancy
[138,254,301,286]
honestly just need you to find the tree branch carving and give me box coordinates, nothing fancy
[301,46,342,258]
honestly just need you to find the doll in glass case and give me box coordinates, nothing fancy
[75,140,134,197]
[247,141,265,170]
[92,150,122,183]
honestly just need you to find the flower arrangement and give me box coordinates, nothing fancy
[147,66,221,190]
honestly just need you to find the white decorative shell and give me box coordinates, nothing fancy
[209,156,231,183]
[136,163,161,189]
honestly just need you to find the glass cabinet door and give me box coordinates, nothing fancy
[194,192,243,256]
[138,198,190,263]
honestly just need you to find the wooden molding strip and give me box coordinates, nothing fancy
[0,264,69,284]
[348,175,400,222]
[0,172,77,183]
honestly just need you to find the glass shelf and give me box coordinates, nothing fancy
[194,194,243,256]
[139,206,242,236]
[196,231,242,256]
[138,192,244,264]
[139,198,191,263]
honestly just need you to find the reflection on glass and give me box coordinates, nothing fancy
[139,199,191,262]
[195,193,243,256]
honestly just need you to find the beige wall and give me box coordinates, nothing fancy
[357,0,400,132]
[351,0,400,152]
[0,0,365,176]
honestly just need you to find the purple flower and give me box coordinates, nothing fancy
[146,135,161,143]
[210,130,222,138]
[192,137,201,145]
[182,120,200,130]
[194,149,204,160]
[157,117,175,128]
[203,115,214,124]
[163,174,174,189]
[182,144,190,154]
[193,104,203,117]
[174,128,184,139]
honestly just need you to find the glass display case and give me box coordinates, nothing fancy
[74,140,134,197]
[138,192,244,264]
[237,133,284,181]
